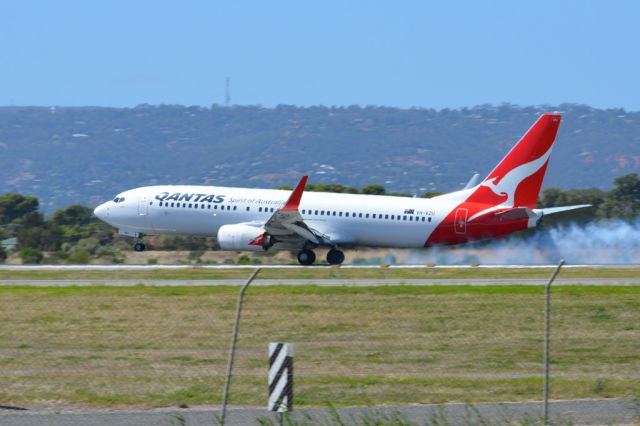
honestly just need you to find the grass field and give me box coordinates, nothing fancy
[0,283,639,409]
[1,266,640,281]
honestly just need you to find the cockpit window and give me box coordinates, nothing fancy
[113,196,126,203]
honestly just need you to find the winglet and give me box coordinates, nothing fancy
[282,176,308,211]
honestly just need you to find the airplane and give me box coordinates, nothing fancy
[93,113,589,265]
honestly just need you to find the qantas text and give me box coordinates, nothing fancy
[155,192,226,203]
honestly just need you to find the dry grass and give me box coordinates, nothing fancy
[1,266,639,281]
[0,285,638,408]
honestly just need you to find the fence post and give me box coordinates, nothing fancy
[268,342,294,419]
[220,268,261,425]
[543,259,564,424]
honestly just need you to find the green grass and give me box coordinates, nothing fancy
[0,284,638,409]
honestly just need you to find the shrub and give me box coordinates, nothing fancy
[19,248,44,264]
[65,249,91,264]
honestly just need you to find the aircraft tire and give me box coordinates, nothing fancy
[297,249,316,265]
[326,249,345,265]
[134,242,146,252]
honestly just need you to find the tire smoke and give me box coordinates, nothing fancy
[409,220,640,265]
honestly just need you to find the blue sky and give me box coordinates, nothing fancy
[1,1,638,110]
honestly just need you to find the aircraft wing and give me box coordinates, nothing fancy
[263,176,331,247]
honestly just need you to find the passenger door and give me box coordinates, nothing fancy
[138,195,148,216]
[454,208,468,234]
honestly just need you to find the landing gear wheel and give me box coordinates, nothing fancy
[297,249,316,266]
[134,242,146,252]
[326,249,345,265]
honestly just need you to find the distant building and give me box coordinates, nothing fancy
[1,238,17,250]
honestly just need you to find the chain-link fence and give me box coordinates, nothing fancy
[1,268,639,424]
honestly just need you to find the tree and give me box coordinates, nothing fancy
[538,187,604,225]
[0,193,39,225]
[17,226,62,251]
[598,173,640,220]
[361,184,386,195]
[51,205,94,226]
[422,191,443,198]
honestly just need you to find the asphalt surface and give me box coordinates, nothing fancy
[1,399,637,425]
[1,278,639,286]
[1,264,637,270]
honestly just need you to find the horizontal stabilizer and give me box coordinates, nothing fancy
[495,206,536,221]
[534,204,591,216]
[463,173,480,190]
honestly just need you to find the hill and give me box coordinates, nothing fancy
[0,103,638,212]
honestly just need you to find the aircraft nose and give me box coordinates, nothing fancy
[93,203,109,220]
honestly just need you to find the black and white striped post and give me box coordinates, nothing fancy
[268,342,293,420]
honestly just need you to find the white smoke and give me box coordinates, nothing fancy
[402,220,640,265]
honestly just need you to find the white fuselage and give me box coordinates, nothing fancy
[95,185,456,248]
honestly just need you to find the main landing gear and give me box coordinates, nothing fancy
[296,249,316,266]
[134,242,146,252]
[295,248,345,266]
[326,249,345,265]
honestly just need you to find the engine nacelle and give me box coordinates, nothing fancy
[217,224,273,251]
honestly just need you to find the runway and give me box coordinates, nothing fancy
[1,399,636,425]
[1,278,639,286]
[1,264,637,271]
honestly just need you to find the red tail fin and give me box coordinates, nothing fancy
[472,113,561,210]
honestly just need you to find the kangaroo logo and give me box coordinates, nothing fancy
[249,232,266,246]
[468,146,553,222]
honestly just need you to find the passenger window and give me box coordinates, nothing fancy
[333,211,336,216]
[366,213,370,218]
[428,217,432,222]
[403,216,407,220]
[188,203,192,208]
[339,212,343,217]
[321,211,324,215]
[315,210,319,215]
[159,201,163,206]
[233,206,237,211]
[372,214,376,218]
[246,206,250,211]
[302,209,306,214]
[358,213,362,218]
[385,214,389,219]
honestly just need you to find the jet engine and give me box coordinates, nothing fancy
[217,224,274,251]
